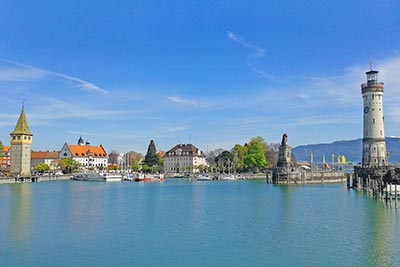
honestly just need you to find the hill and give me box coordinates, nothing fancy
[292,137,400,163]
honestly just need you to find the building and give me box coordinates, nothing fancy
[1,146,11,171]
[31,151,60,171]
[353,67,400,193]
[59,137,108,171]
[164,144,207,174]
[361,68,388,167]
[10,106,33,176]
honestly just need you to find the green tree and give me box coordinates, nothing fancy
[244,137,267,172]
[231,144,248,172]
[62,158,80,174]
[142,164,152,173]
[144,140,159,166]
[131,163,139,172]
[34,163,50,172]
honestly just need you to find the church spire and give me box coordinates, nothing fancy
[10,103,32,135]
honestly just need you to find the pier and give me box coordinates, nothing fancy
[353,166,400,206]
[0,174,71,184]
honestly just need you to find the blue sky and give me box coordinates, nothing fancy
[1,0,400,154]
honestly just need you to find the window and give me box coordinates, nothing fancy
[373,118,375,124]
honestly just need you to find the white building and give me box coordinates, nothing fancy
[59,137,108,171]
[164,144,207,174]
[361,68,388,167]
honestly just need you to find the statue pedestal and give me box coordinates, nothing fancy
[277,145,292,168]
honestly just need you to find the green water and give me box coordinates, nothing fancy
[0,180,399,266]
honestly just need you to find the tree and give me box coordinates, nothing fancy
[231,144,248,172]
[144,140,159,166]
[34,163,50,173]
[244,137,267,172]
[126,151,143,166]
[265,143,280,168]
[108,150,119,165]
[205,148,224,166]
[62,158,80,174]
[131,163,139,172]
[142,164,152,173]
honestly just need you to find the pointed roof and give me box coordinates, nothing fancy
[10,107,32,135]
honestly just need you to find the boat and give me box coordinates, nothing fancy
[71,173,106,182]
[101,173,123,182]
[383,184,400,199]
[220,175,238,181]
[196,175,212,181]
[134,173,165,182]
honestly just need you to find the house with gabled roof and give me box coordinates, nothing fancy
[59,137,108,172]
[1,146,11,171]
[163,143,207,174]
[31,151,60,171]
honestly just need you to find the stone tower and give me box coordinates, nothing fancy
[361,67,387,167]
[10,105,33,176]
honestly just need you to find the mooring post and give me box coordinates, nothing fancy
[395,183,398,209]
[385,182,388,204]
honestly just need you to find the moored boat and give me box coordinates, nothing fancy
[134,173,165,182]
[101,173,123,182]
[71,173,106,182]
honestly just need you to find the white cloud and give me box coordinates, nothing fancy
[165,126,188,133]
[0,58,108,95]
[167,96,199,107]
[227,31,265,58]
[246,62,275,80]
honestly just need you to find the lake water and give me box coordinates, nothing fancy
[1,179,399,266]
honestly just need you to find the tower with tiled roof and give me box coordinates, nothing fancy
[10,105,33,176]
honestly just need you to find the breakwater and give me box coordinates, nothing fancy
[272,167,346,184]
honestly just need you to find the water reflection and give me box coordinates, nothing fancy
[364,201,396,267]
[10,184,32,243]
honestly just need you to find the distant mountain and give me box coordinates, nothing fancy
[292,137,400,163]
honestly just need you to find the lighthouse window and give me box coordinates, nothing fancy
[381,130,383,135]
[373,118,375,124]
[12,136,16,140]
[17,136,20,140]
[372,95,374,100]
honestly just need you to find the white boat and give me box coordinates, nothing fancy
[383,184,400,199]
[101,173,123,182]
[220,174,238,181]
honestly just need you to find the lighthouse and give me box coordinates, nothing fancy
[361,67,388,167]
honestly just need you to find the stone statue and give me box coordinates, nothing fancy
[281,133,288,146]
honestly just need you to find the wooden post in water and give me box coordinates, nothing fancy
[385,182,388,204]
[395,183,398,209]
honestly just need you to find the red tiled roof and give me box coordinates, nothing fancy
[68,145,107,158]
[3,146,10,153]
[31,151,59,159]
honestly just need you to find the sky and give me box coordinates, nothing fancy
[1,0,400,154]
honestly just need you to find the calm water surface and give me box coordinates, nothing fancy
[1,180,399,266]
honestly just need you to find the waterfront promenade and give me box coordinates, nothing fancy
[0,174,71,184]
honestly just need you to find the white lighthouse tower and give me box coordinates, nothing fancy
[361,67,388,167]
